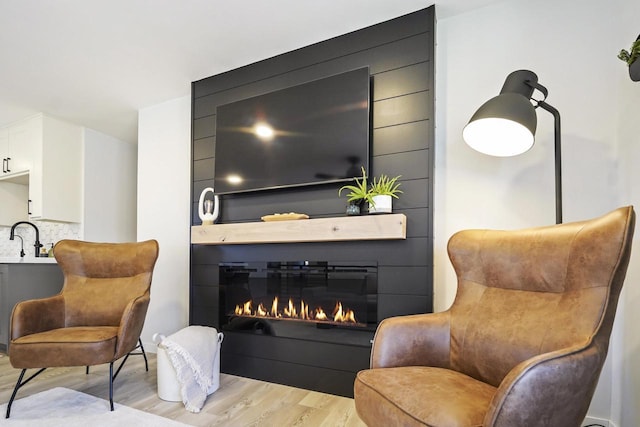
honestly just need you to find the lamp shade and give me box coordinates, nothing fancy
[463,92,537,157]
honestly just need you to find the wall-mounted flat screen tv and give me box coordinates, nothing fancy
[214,67,370,194]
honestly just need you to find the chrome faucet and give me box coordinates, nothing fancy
[9,221,43,257]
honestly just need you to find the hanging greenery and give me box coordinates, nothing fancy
[618,35,640,66]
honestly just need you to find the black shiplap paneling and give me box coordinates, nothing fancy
[223,332,371,372]
[403,207,430,238]
[378,266,432,295]
[192,158,215,182]
[193,33,432,120]
[221,353,360,397]
[191,7,434,396]
[191,285,219,304]
[192,116,215,140]
[191,237,431,267]
[193,10,432,98]
[372,150,429,180]
[372,91,430,128]
[373,62,430,101]
[191,305,218,327]
[192,264,220,286]
[379,294,432,319]
[373,120,430,156]
[193,137,215,161]
[390,178,430,209]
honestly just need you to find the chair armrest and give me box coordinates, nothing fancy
[10,295,65,340]
[485,344,602,427]
[114,293,150,359]
[371,311,451,369]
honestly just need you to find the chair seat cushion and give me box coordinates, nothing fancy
[354,366,497,427]
[9,326,120,369]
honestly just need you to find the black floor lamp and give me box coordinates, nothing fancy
[462,70,562,224]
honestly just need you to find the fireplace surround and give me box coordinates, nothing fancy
[190,7,434,397]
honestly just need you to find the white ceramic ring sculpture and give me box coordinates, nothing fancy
[198,187,219,225]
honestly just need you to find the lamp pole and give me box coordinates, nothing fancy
[537,100,562,224]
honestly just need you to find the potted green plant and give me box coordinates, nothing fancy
[617,35,640,82]
[368,173,403,214]
[338,167,374,215]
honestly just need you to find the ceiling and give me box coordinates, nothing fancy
[0,0,501,144]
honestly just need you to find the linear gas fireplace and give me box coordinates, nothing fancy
[214,260,380,396]
[219,261,377,345]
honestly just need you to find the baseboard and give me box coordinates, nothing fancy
[583,416,613,427]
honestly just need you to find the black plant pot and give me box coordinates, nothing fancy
[346,200,364,216]
[630,59,640,82]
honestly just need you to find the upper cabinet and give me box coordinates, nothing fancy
[0,125,30,226]
[0,128,7,174]
[1,120,36,176]
[0,114,82,224]
[28,114,82,223]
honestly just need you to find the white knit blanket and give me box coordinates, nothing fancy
[158,326,223,413]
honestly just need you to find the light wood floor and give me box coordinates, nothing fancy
[0,352,366,426]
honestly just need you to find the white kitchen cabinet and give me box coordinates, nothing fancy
[28,114,82,223]
[0,128,6,163]
[1,120,36,177]
[0,128,8,174]
[0,114,82,223]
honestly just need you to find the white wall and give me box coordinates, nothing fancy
[137,96,191,350]
[615,28,640,427]
[83,128,137,242]
[435,0,640,425]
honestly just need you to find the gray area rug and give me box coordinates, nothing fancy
[0,387,190,426]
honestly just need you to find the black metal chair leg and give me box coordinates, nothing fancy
[109,362,114,411]
[6,342,148,417]
[5,368,47,419]
[5,369,26,419]
[124,338,149,372]
[138,338,149,372]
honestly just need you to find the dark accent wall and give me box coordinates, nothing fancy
[190,7,434,396]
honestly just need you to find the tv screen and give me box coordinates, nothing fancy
[214,67,370,194]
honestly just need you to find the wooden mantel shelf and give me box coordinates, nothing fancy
[191,213,406,245]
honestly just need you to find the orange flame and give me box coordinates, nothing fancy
[271,297,280,317]
[257,303,268,316]
[284,298,297,318]
[233,296,359,324]
[315,307,328,320]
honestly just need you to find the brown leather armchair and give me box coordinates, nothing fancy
[354,206,635,427]
[5,239,159,418]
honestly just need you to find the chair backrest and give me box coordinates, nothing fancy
[446,206,634,387]
[54,239,159,327]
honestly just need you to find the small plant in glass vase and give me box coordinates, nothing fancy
[338,167,374,216]
[368,173,402,214]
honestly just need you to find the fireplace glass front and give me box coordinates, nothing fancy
[219,261,377,345]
